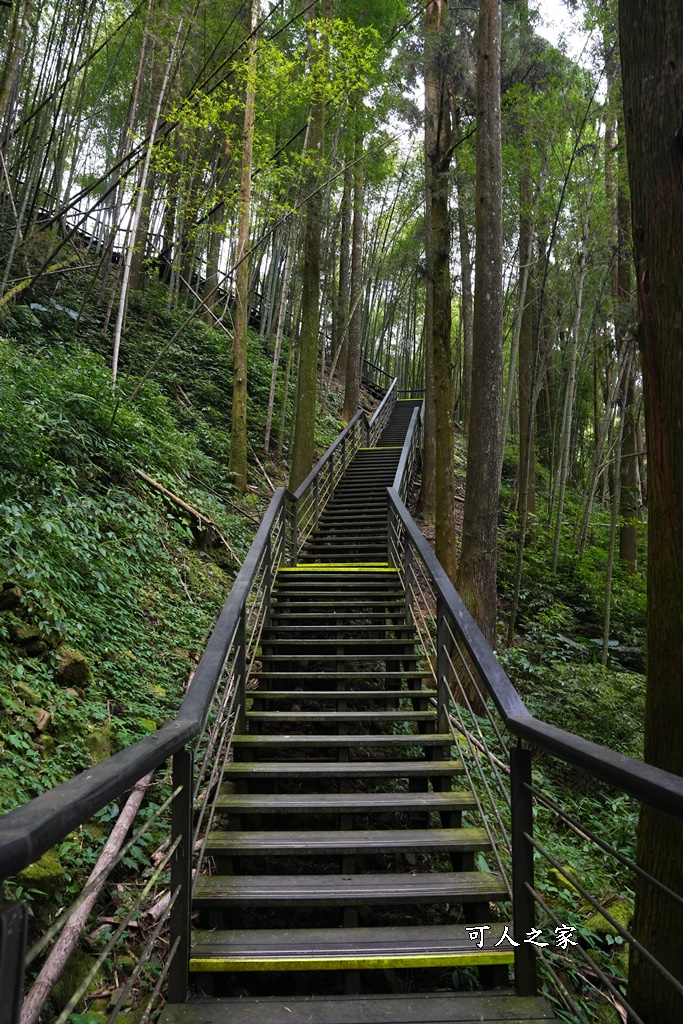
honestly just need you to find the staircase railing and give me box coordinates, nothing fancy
[291,380,398,558]
[0,388,399,1022]
[393,402,423,502]
[368,377,397,446]
[362,356,394,395]
[387,486,683,1020]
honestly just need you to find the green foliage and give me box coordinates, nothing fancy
[0,328,254,812]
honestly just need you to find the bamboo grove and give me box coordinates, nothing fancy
[3,0,683,1018]
[0,0,643,604]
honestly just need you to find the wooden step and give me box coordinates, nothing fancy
[185,923,515,974]
[192,870,507,908]
[162,993,556,1024]
[225,759,456,778]
[204,826,486,855]
[246,690,436,701]
[245,710,435,724]
[231,733,451,749]
[251,671,428,681]
[259,654,423,664]
[214,791,475,813]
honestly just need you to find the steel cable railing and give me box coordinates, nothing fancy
[0,389,408,1021]
[387,484,683,1018]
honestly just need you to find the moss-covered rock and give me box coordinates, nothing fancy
[0,584,22,610]
[55,646,89,687]
[584,897,631,941]
[84,722,116,763]
[53,948,103,1011]
[17,849,65,897]
[9,622,48,656]
[15,681,42,706]
[548,865,580,894]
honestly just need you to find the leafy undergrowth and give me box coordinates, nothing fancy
[0,326,269,806]
[0,278,354,1016]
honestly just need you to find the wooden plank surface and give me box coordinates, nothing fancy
[161,992,557,1023]
[213,791,475,812]
[187,923,518,973]
[203,826,489,855]
[231,733,453,746]
[192,870,507,906]
[223,759,460,777]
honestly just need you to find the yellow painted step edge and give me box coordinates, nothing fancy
[358,446,403,450]
[190,950,514,972]
[278,563,396,573]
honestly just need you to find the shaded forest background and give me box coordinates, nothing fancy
[1,0,677,1020]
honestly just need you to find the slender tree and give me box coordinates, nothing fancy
[424,0,456,580]
[619,0,683,1018]
[229,0,259,493]
[289,0,328,491]
[456,0,503,644]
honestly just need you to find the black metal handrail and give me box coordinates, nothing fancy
[387,484,683,1017]
[387,488,683,821]
[362,356,394,383]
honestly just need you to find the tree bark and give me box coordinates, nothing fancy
[424,0,456,580]
[289,0,326,491]
[619,1,683,1018]
[229,0,259,494]
[342,121,364,422]
[457,0,503,644]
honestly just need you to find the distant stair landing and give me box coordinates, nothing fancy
[162,400,557,1023]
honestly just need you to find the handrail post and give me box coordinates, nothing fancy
[329,452,334,496]
[341,435,347,475]
[289,499,298,567]
[264,533,273,628]
[314,475,319,531]
[235,604,247,734]
[0,898,27,1024]
[436,597,450,733]
[405,537,414,627]
[511,743,537,995]
[169,746,193,1003]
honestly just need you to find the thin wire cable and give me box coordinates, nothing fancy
[104,884,180,1024]
[530,884,641,1024]
[443,617,510,758]
[54,837,181,1024]
[444,647,510,803]
[526,834,683,998]
[446,708,512,895]
[526,782,683,912]
[447,701,512,863]
[25,782,179,966]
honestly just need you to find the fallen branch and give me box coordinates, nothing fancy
[249,447,276,493]
[187,472,261,524]
[133,467,242,566]
[20,772,155,1024]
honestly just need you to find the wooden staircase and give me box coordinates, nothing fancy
[162,402,556,1023]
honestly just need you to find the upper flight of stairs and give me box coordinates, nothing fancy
[162,401,557,1023]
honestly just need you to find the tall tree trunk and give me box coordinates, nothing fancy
[551,194,592,571]
[111,16,180,387]
[289,0,327,491]
[342,121,364,421]
[335,161,352,377]
[425,0,456,580]
[517,6,536,515]
[229,0,259,493]
[0,0,35,135]
[264,226,296,453]
[457,0,503,644]
[619,2,683,1019]
[421,43,436,522]
[454,106,474,437]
